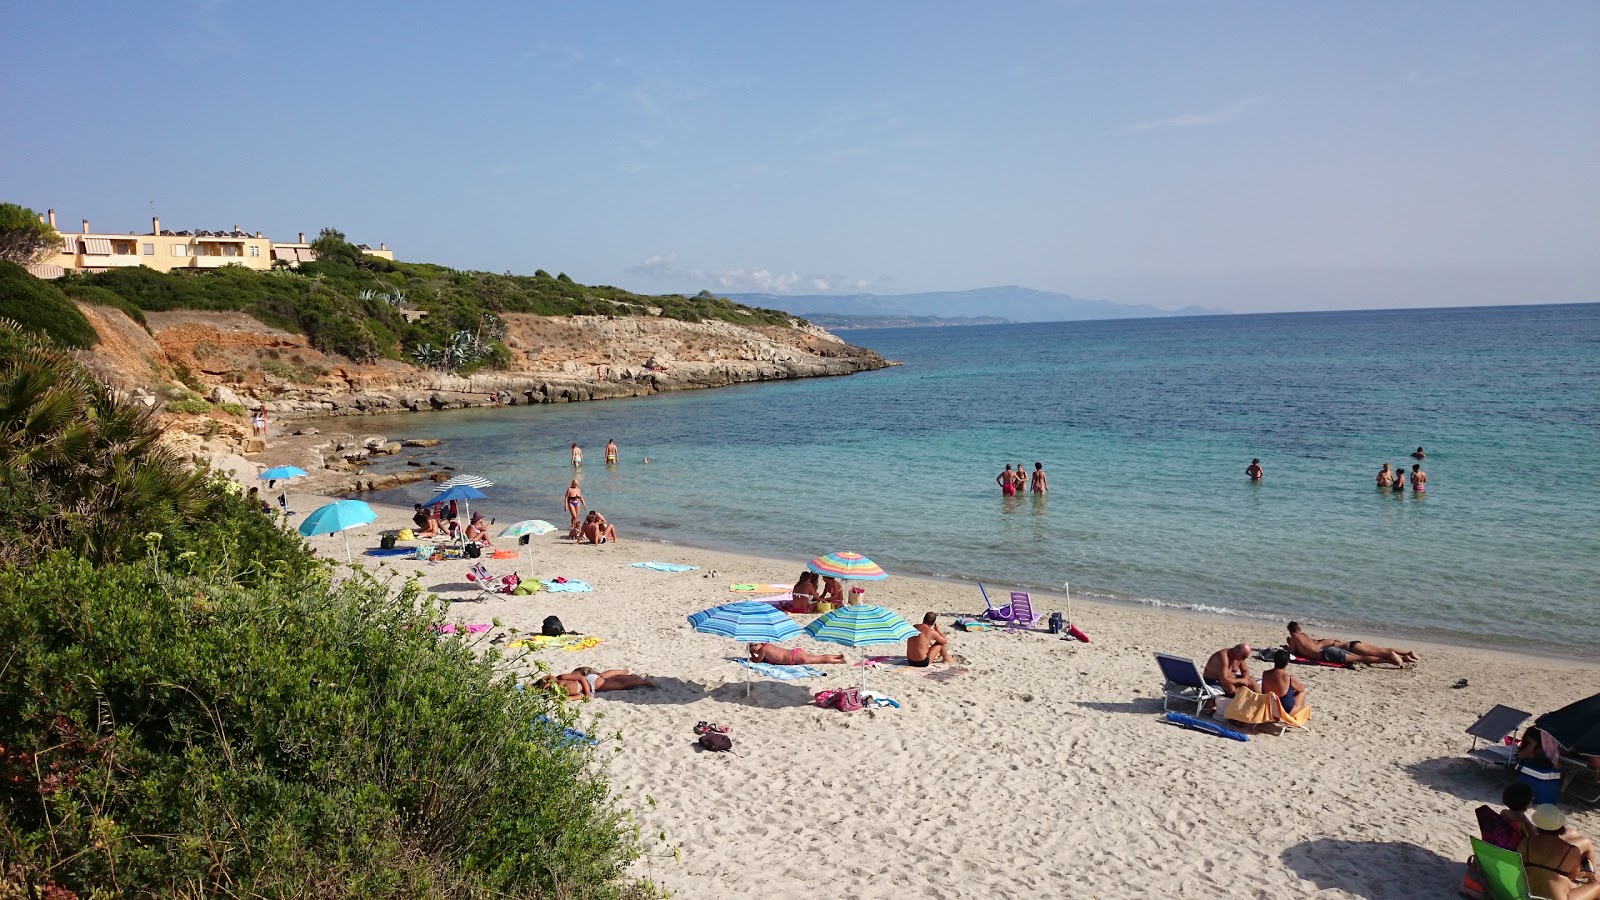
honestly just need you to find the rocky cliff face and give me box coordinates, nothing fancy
[71,304,892,462]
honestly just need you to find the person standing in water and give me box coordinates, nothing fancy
[1246,459,1263,481]
[1030,462,1048,493]
[1391,466,1406,492]
[1013,462,1027,494]
[997,464,1016,496]
[571,442,583,466]
[1411,463,1426,493]
[1412,446,1426,460]
[605,438,618,464]
[1376,463,1393,488]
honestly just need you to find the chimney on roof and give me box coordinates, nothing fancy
[152,216,160,235]
[256,231,263,238]
[82,219,90,234]
[47,209,56,228]
[233,224,240,232]
[380,243,387,251]
[298,232,305,243]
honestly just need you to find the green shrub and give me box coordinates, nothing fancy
[59,280,151,330]
[218,401,249,417]
[165,398,212,414]
[0,261,97,347]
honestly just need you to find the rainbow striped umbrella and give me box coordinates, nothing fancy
[804,604,916,694]
[806,551,887,581]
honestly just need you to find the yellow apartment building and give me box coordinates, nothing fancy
[26,209,393,278]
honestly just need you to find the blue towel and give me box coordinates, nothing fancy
[533,713,596,747]
[1165,711,1250,742]
[541,580,592,592]
[363,548,414,557]
[737,659,826,680]
[630,561,700,572]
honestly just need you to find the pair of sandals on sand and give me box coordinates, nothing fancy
[693,721,730,736]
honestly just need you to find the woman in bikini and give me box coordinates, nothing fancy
[571,442,583,466]
[747,643,846,666]
[564,480,585,528]
[1013,463,1028,494]
[1391,467,1406,493]
[1521,804,1600,900]
[540,667,656,698]
[1411,463,1426,493]
[1030,462,1047,493]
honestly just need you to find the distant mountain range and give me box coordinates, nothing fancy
[725,286,1227,324]
[799,313,1009,330]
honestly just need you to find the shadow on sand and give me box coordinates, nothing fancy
[1075,699,1166,716]
[1281,838,1462,899]
[705,680,817,709]
[594,676,706,707]
[1404,756,1508,804]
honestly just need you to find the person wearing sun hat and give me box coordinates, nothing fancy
[1520,804,1600,900]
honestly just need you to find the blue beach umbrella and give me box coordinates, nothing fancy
[689,601,805,698]
[805,604,916,694]
[258,465,308,481]
[431,482,488,525]
[298,499,378,564]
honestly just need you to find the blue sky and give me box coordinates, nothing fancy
[3,2,1596,313]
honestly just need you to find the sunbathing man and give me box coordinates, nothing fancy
[1202,644,1259,697]
[1286,621,1418,667]
[1260,649,1307,713]
[747,642,846,666]
[539,667,656,699]
[580,511,618,545]
[906,612,952,667]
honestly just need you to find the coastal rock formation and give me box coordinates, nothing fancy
[68,303,892,465]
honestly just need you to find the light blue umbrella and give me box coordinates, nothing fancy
[805,604,917,694]
[431,482,488,525]
[258,465,308,481]
[689,601,805,698]
[298,499,377,564]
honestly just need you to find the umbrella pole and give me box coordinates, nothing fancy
[343,530,352,566]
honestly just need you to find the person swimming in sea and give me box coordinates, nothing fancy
[1412,446,1426,460]
[1246,458,1263,482]
[1376,463,1392,488]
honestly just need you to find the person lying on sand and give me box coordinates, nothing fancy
[1202,644,1259,697]
[538,667,656,699]
[1521,805,1600,900]
[1260,650,1306,713]
[906,612,952,668]
[1286,621,1417,667]
[747,642,846,666]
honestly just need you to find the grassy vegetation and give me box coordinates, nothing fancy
[0,261,98,348]
[50,232,798,369]
[0,321,648,898]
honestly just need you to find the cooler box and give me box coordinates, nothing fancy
[1518,765,1561,806]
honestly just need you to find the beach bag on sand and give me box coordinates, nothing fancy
[542,616,570,637]
[380,532,397,550]
[1048,612,1063,634]
[813,689,839,709]
[834,688,864,712]
[465,542,481,559]
[698,733,733,752]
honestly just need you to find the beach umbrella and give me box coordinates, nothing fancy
[804,604,916,695]
[1535,692,1600,756]
[689,601,805,698]
[807,551,888,582]
[298,499,377,564]
[433,474,495,492]
[258,465,307,481]
[431,482,488,524]
[499,519,557,539]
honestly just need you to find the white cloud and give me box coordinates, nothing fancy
[622,253,882,296]
[1114,97,1265,134]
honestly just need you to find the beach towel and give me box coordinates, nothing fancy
[533,713,596,747]
[541,579,592,592]
[508,634,605,651]
[853,655,899,667]
[729,583,792,593]
[631,561,700,572]
[1291,655,1353,670]
[737,660,827,680]
[435,623,493,635]
[364,547,414,557]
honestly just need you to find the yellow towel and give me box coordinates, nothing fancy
[1222,687,1277,725]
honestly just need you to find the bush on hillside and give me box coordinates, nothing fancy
[0,261,97,348]
[57,280,149,330]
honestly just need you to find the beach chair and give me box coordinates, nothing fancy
[1470,837,1554,900]
[466,562,520,597]
[977,582,1012,621]
[1155,653,1224,716]
[1466,705,1532,771]
[1005,591,1043,631]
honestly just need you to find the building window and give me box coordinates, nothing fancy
[248,245,260,257]
[114,243,132,255]
[171,245,188,257]
[223,244,240,257]
[143,243,154,255]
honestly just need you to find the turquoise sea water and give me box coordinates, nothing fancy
[367,303,1600,654]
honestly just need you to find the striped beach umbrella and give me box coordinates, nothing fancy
[499,519,557,539]
[689,601,806,699]
[432,474,495,492]
[807,551,888,581]
[805,604,916,694]
[430,482,488,524]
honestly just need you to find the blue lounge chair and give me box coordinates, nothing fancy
[1465,704,1532,771]
[1156,652,1224,716]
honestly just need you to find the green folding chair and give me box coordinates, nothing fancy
[1470,837,1553,900]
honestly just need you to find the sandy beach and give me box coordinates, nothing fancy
[284,490,1600,899]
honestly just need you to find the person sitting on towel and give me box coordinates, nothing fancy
[1286,621,1417,667]
[1202,644,1259,697]
[747,642,846,666]
[538,667,656,699]
[1520,804,1600,900]
[819,575,846,606]
[1260,649,1306,712]
[906,612,952,668]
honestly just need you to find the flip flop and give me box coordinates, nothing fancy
[1452,678,1469,689]
[693,721,710,735]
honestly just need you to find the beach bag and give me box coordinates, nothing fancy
[398,528,414,541]
[380,532,398,550]
[464,542,481,559]
[812,689,839,709]
[1048,612,1064,634]
[834,687,864,712]
[542,616,568,637]
[698,733,733,752]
